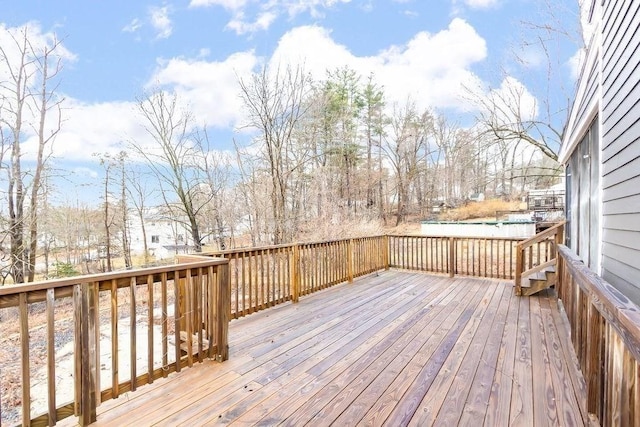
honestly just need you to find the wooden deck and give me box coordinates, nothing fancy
[65,270,589,426]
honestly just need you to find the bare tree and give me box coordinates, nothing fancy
[383,101,434,225]
[0,24,65,283]
[470,78,559,162]
[126,165,153,265]
[96,153,117,271]
[238,64,312,244]
[466,1,581,190]
[132,90,213,252]
[197,129,231,249]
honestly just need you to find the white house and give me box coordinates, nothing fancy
[128,206,195,260]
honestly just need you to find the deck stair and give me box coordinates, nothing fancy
[514,221,565,297]
[520,266,556,296]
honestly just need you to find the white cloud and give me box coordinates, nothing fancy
[463,0,498,9]
[71,166,99,179]
[189,0,247,9]
[567,47,585,81]
[122,18,142,33]
[516,44,545,69]
[487,76,538,123]
[226,11,277,35]
[270,19,487,111]
[148,51,259,128]
[150,6,173,39]
[280,0,352,18]
[0,22,76,68]
[21,99,143,162]
[27,99,144,161]
[26,18,496,165]
[189,0,352,35]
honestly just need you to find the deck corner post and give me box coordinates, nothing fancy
[74,283,98,426]
[448,237,456,278]
[291,244,300,303]
[216,262,230,362]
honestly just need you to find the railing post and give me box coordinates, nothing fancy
[216,263,230,362]
[291,244,300,302]
[448,237,456,278]
[347,238,354,283]
[74,283,97,426]
[384,235,390,270]
[555,223,564,251]
[515,243,523,296]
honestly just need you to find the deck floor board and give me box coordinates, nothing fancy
[63,271,588,426]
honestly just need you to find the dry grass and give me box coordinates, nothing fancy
[438,199,522,221]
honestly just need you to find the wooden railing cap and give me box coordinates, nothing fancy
[0,257,229,297]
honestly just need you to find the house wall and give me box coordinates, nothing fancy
[600,0,640,302]
[562,0,640,303]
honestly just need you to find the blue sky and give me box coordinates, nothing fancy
[2,0,583,204]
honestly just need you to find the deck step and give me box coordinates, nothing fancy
[519,266,556,297]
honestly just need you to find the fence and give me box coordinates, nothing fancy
[205,236,388,319]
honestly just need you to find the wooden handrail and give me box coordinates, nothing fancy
[557,245,640,423]
[516,220,566,250]
[0,257,228,297]
[201,235,388,257]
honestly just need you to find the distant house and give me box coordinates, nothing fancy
[128,207,195,260]
[559,0,640,302]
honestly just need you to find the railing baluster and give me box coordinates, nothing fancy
[46,288,56,426]
[147,274,154,383]
[248,251,254,313]
[233,253,239,317]
[161,272,168,377]
[196,268,204,363]
[174,270,181,373]
[92,282,100,404]
[130,278,137,390]
[185,269,193,368]
[111,279,119,395]
[20,293,31,426]
[207,266,216,359]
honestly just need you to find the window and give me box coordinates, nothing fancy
[151,235,160,243]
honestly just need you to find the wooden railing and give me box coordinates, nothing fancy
[0,257,229,426]
[1,230,574,426]
[556,245,640,426]
[388,235,526,279]
[514,221,565,295]
[204,236,388,319]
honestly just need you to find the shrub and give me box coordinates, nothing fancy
[53,261,78,278]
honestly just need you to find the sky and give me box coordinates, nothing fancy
[2,0,584,205]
